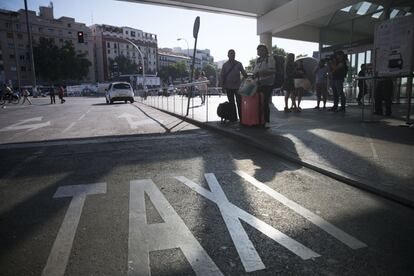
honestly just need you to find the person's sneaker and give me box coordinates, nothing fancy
[327,107,337,112]
[357,101,362,106]
[284,107,291,112]
[338,107,346,112]
[314,106,320,109]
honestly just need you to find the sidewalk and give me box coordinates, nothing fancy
[153,96,414,208]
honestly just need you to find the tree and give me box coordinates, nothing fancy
[33,38,91,83]
[272,44,287,57]
[202,64,216,78]
[108,55,138,76]
[158,61,188,83]
[202,63,217,85]
[33,38,61,82]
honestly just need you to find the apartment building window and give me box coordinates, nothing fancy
[19,55,25,60]
[108,49,110,54]
[114,44,117,49]
[7,33,13,39]
[39,27,43,33]
[48,28,54,33]
[17,33,23,39]
[67,23,71,28]
[126,45,129,49]
[0,65,4,71]
[130,31,135,37]
[21,66,26,72]
[68,31,72,34]
[125,31,129,35]
[107,42,110,48]
[18,44,24,48]
[9,54,15,59]
[5,22,10,28]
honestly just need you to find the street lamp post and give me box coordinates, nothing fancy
[177,38,190,81]
[24,0,37,96]
[122,38,146,92]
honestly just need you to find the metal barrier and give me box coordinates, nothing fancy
[136,81,225,123]
[355,75,413,124]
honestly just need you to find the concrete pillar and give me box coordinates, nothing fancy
[259,33,272,52]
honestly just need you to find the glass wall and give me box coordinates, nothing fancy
[320,1,413,104]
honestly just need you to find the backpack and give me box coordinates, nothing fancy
[273,55,285,88]
[217,101,237,122]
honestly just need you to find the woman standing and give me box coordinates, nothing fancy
[328,51,348,112]
[314,59,328,109]
[252,44,275,128]
[293,60,306,112]
[197,71,208,104]
[283,53,296,112]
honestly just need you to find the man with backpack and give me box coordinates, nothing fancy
[220,49,248,121]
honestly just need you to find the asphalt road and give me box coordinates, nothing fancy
[1,97,413,275]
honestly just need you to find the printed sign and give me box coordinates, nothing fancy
[374,15,414,77]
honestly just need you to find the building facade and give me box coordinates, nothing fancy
[171,47,214,70]
[0,5,94,87]
[90,24,158,82]
[158,48,190,69]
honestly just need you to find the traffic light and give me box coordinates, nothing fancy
[77,31,84,43]
[138,65,143,74]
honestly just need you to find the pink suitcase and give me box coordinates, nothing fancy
[241,92,265,126]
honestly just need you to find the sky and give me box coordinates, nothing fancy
[1,0,319,66]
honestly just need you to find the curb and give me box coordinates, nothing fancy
[148,104,414,209]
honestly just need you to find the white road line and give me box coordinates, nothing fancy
[78,114,86,121]
[42,183,106,276]
[128,179,223,276]
[234,170,367,249]
[62,122,76,134]
[175,176,320,261]
[204,173,265,272]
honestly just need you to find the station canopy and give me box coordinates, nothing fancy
[121,0,413,44]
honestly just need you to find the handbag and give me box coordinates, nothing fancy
[294,78,312,90]
[239,78,257,96]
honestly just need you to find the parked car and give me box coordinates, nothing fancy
[105,82,134,104]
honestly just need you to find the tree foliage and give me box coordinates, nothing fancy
[201,63,216,78]
[33,38,91,83]
[272,44,288,57]
[108,55,138,76]
[158,61,188,83]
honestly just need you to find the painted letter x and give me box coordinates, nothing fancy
[175,174,320,273]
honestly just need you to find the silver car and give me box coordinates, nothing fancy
[105,82,134,104]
